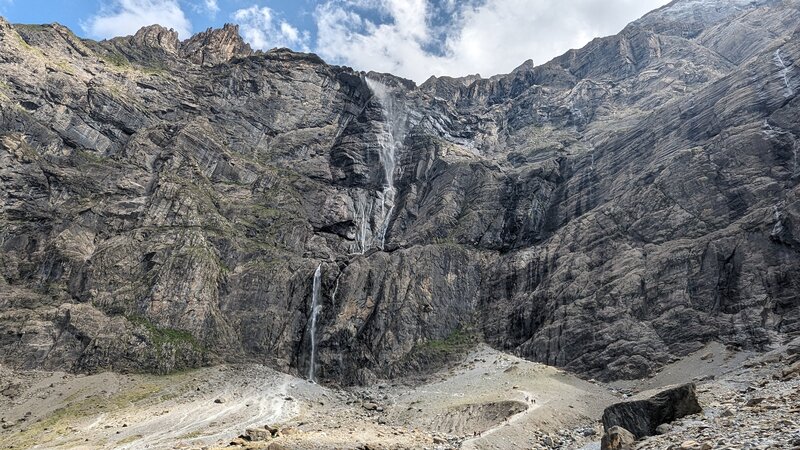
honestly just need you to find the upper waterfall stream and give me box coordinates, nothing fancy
[356,78,405,252]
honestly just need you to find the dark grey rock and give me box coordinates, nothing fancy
[602,383,702,439]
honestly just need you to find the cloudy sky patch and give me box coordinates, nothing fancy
[314,0,672,81]
[3,0,671,82]
[84,0,193,39]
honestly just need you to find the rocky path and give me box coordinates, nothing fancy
[459,390,540,449]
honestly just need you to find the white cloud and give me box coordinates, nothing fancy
[204,0,219,14]
[84,0,192,39]
[314,0,672,83]
[187,0,218,19]
[233,5,311,52]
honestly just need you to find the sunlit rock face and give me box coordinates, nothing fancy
[0,0,799,383]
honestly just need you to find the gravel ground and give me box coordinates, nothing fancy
[1,340,798,450]
[635,339,800,450]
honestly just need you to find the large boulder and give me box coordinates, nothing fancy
[602,383,702,439]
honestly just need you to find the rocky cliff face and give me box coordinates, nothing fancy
[0,0,798,384]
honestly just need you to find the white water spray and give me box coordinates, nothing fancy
[774,49,794,97]
[307,264,322,381]
[366,78,404,250]
[772,204,785,236]
[353,192,372,254]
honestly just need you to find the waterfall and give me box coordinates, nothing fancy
[353,191,372,254]
[366,78,404,250]
[308,264,322,381]
[774,49,793,97]
[772,204,785,236]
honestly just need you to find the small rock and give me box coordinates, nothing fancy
[600,426,635,450]
[776,419,795,427]
[655,423,672,434]
[280,427,298,436]
[718,408,734,417]
[745,397,765,407]
[229,437,247,446]
[245,428,272,441]
[781,360,800,380]
[214,398,225,404]
[677,440,712,450]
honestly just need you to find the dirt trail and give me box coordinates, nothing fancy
[460,389,541,448]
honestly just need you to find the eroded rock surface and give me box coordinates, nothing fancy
[0,0,799,383]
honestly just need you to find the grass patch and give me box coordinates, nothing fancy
[102,51,130,68]
[0,383,160,449]
[0,80,10,99]
[76,149,109,164]
[117,434,144,445]
[392,326,481,379]
[140,64,168,76]
[53,59,76,75]
[126,314,204,352]
[416,328,478,355]
[178,430,205,440]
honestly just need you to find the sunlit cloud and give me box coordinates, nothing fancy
[84,0,192,39]
[233,5,310,52]
[314,0,672,83]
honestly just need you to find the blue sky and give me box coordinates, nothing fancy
[0,1,317,37]
[0,0,671,83]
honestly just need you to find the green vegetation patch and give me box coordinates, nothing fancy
[102,50,131,68]
[0,383,160,449]
[127,314,203,352]
[393,326,482,378]
[415,327,479,355]
[117,434,145,445]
